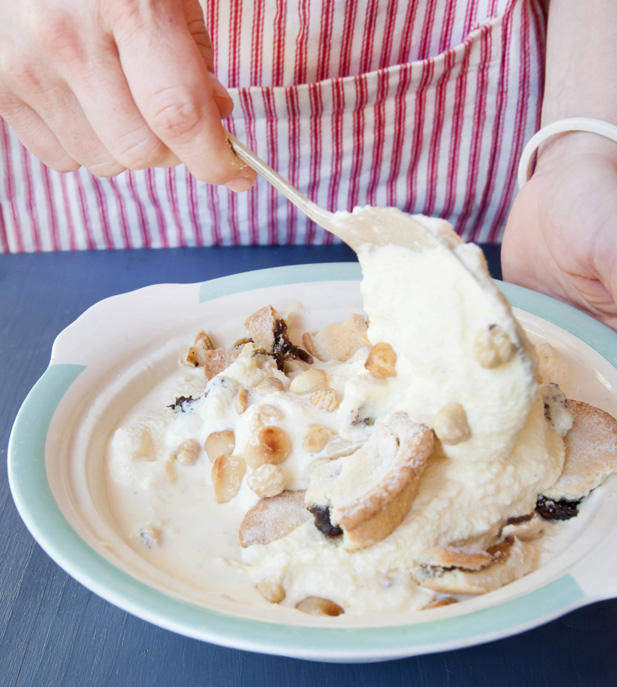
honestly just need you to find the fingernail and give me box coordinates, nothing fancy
[225,176,254,193]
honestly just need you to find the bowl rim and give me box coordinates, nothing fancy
[7,262,617,662]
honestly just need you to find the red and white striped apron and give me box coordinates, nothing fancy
[0,0,546,252]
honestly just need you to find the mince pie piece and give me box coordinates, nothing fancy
[305,413,434,551]
[543,399,617,502]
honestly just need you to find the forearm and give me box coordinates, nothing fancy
[532,0,617,171]
[542,0,617,125]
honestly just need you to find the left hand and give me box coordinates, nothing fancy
[502,132,617,331]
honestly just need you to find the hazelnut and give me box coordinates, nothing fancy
[204,430,236,462]
[365,342,397,378]
[236,388,249,414]
[295,597,344,616]
[283,359,311,375]
[303,425,334,453]
[289,368,328,394]
[474,325,515,369]
[244,425,292,469]
[256,578,286,604]
[211,454,246,503]
[247,464,286,497]
[433,403,471,445]
[310,387,339,412]
[254,404,284,427]
[254,376,285,395]
[175,438,201,465]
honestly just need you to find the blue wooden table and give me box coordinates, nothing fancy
[2,244,616,687]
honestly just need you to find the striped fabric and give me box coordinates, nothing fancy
[0,0,546,252]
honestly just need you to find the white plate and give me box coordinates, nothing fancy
[8,263,617,663]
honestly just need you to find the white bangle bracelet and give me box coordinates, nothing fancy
[517,116,617,189]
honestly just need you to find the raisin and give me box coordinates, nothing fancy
[308,504,343,538]
[272,319,313,370]
[535,495,581,521]
[505,513,533,526]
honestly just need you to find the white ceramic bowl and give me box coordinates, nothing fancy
[8,263,617,663]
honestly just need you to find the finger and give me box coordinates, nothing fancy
[25,86,126,177]
[0,90,78,172]
[2,58,126,176]
[114,5,255,189]
[60,35,181,171]
[182,0,234,118]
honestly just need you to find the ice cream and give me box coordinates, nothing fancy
[105,214,615,617]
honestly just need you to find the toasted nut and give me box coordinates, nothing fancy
[256,578,286,604]
[240,490,311,547]
[283,359,311,375]
[211,454,246,503]
[138,525,162,549]
[474,325,515,369]
[365,342,397,378]
[296,597,344,616]
[204,430,236,462]
[175,438,201,465]
[254,376,285,395]
[236,388,249,414]
[310,387,339,412]
[289,368,328,394]
[244,426,292,469]
[247,464,286,497]
[303,425,334,453]
[255,404,284,427]
[434,403,471,445]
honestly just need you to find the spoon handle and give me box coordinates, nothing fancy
[227,133,339,234]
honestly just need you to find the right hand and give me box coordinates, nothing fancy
[0,0,256,191]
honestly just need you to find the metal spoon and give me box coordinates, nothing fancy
[227,134,441,253]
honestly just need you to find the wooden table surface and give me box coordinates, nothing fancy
[2,244,616,687]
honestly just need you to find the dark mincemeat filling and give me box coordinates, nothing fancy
[308,504,343,538]
[272,319,313,370]
[535,494,581,521]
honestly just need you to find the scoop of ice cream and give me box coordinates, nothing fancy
[353,211,538,465]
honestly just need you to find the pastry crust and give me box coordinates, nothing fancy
[411,536,539,595]
[306,413,434,550]
[244,305,278,353]
[544,399,617,501]
[416,546,493,571]
[202,348,241,380]
[302,313,368,362]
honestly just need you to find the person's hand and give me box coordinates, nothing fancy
[0,0,256,191]
[502,133,617,330]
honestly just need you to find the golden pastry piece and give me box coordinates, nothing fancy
[411,536,539,595]
[202,348,241,380]
[544,399,617,501]
[305,413,434,551]
[302,313,368,362]
[182,329,215,367]
[416,546,494,571]
[244,305,278,353]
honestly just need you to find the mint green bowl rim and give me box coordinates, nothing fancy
[7,263,617,662]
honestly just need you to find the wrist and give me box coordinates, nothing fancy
[535,130,617,176]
